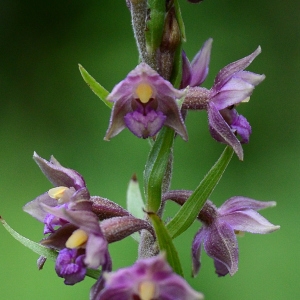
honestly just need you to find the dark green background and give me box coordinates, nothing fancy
[1,0,299,299]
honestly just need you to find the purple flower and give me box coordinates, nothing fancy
[41,205,111,284]
[23,152,90,234]
[55,248,86,285]
[182,42,265,160]
[104,63,188,141]
[207,47,265,159]
[192,197,280,277]
[94,254,203,300]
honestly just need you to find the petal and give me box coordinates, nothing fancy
[191,227,205,276]
[33,152,86,190]
[230,112,252,143]
[180,51,192,88]
[210,76,255,109]
[208,102,243,160]
[85,233,108,269]
[124,110,167,138]
[219,210,280,234]
[213,259,230,277]
[41,204,101,235]
[213,46,261,92]
[158,96,188,141]
[190,38,213,87]
[158,275,204,300]
[203,221,238,276]
[104,95,132,140]
[219,196,277,215]
[23,192,57,222]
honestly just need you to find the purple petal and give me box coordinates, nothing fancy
[213,46,261,92]
[210,77,255,109]
[180,51,192,88]
[55,248,86,285]
[23,192,57,222]
[220,210,280,234]
[203,221,238,276]
[85,233,108,269]
[230,112,252,143]
[158,97,188,141]
[213,259,230,277]
[208,102,243,160]
[124,109,167,138]
[104,95,132,140]
[98,255,202,300]
[33,152,86,190]
[190,38,213,87]
[218,196,277,215]
[191,227,205,276]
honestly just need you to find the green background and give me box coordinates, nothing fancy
[1,0,299,299]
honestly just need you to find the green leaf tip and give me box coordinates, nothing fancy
[78,64,113,109]
[1,216,100,280]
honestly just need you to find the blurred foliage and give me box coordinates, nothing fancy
[0,0,299,299]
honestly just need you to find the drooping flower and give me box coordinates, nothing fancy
[192,197,280,277]
[182,41,265,160]
[162,191,280,277]
[104,63,188,141]
[93,254,203,300]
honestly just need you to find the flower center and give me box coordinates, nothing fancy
[138,280,156,300]
[66,229,88,249]
[135,83,153,104]
[48,186,69,200]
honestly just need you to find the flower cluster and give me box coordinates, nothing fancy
[3,1,280,300]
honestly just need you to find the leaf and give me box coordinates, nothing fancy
[145,0,166,53]
[144,127,174,213]
[1,216,100,280]
[78,64,112,109]
[166,146,234,239]
[126,174,145,220]
[126,175,145,242]
[148,212,183,277]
